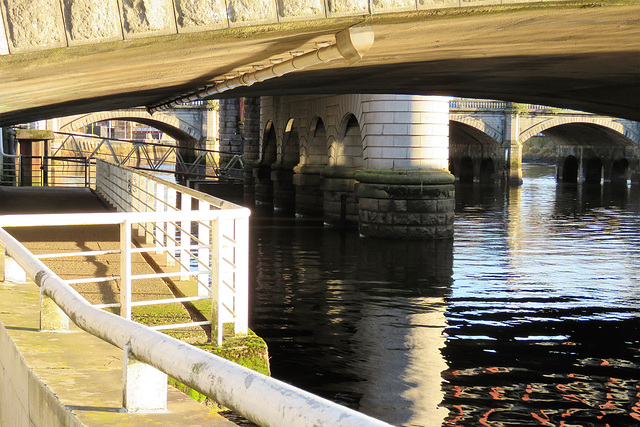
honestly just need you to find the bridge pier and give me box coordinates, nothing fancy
[293,165,325,217]
[557,145,640,184]
[355,95,455,239]
[322,166,360,227]
[504,108,523,185]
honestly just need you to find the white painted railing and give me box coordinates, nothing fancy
[94,159,249,344]
[0,160,392,425]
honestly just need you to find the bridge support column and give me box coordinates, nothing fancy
[293,165,325,217]
[355,95,455,239]
[253,163,274,206]
[271,163,296,213]
[322,166,360,227]
[504,108,523,185]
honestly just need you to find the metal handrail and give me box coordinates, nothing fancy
[0,227,390,426]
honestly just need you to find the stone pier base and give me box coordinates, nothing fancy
[322,167,359,227]
[253,165,273,206]
[271,167,295,213]
[355,170,455,239]
[293,166,324,217]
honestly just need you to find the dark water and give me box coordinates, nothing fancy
[249,164,640,426]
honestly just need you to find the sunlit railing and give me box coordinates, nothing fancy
[0,159,391,425]
[53,131,244,183]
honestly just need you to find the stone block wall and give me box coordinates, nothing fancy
[1,0,576,54]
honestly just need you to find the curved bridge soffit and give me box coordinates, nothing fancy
[519,117,640,146]
[59,110,202,142]
[450,116,502,144]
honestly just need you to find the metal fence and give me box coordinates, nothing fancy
[0,159,391,425]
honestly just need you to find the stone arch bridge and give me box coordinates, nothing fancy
[217,95,640,237]
[54,103,218,148]
[448,99,640,184]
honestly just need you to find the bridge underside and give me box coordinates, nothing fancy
[0,1,639,126]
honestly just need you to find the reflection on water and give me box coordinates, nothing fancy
[250,164,640,426]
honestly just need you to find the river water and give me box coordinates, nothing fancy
[249,164,640,426]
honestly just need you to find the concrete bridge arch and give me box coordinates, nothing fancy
[58,109,202,146]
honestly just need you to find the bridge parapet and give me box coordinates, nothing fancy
[1,0,580,54]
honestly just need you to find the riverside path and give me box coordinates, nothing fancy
[0,186,237,426]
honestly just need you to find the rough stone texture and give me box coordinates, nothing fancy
[418,0,459,8]
[64,0,119,42]
[175,0,227,28]
[356,180,455,239]
[328,0,368,14]
[228,0,275,23]
[122,0,173,34]
[4,0,64,49]
[278,0,324,18]
[372,0,415,11]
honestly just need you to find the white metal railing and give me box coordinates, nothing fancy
[0,159,391,425]
[0,228,390,426]
[94,159,249,344]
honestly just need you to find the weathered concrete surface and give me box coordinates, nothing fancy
[0,1,639,126]
[0,280,235,426]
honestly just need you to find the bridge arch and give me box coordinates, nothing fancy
[449,120,504,182]
[59,109,202,146]
[519,116,640,146]
[449,116,503,144]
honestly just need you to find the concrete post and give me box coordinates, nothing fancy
[123,345,167,413]
[355,95,455,239]
[40,292,69,331]
[504,106,523,185]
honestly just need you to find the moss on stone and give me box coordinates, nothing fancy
[168,329,270,410]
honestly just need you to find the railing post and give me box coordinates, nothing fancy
[197,202,211,296]
[166,187,177,266]
[120,219,132,319]
[234,216,249,335]
[155,183,165,254]
[40,290,69,331]
[122,344,167,413]
[145,177,154,244]
[210,217,222,345]
[180,192,191,281]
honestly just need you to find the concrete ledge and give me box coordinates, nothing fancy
[0,280,235,427]
[356,169,456,185]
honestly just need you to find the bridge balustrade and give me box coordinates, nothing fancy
[0,159,390,425]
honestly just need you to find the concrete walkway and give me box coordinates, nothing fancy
[0,187,236,426]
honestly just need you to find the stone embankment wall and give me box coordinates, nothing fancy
[0,322,81,427]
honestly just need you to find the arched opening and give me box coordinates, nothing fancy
[281,118,299,167]
[273,119,298,213]
[449,121,502,182]
[479,158,495,183]
[562,156,579,183]
[585,157,603,184]
[459,156,474,183]
[306,117,328,167]
[295,117,327,217]
[332,114,363,168]
[261,121,277,165]
[254,121,277,206]
[610,159,629,184]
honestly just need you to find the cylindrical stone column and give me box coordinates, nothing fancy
[242,98,261,197]
[355,95,455,239]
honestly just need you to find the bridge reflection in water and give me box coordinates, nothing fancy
[250,164,640,426]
